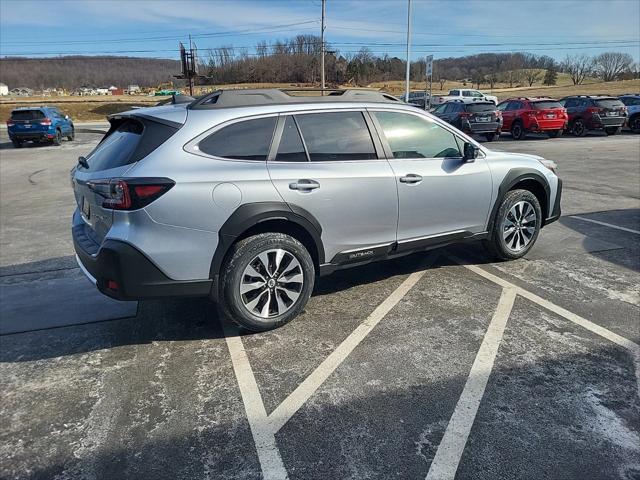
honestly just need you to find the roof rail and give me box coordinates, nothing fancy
[188,88,401,109]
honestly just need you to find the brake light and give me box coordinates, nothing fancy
[527,110,538,118]
[40,118,52,126]
[459,112,472,118]
[587,107,602,114]
[6,119,14,127]
[87,178,174,210]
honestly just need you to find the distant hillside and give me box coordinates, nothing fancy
[0,56,181,90]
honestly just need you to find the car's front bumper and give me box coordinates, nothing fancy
[544,178,562,226]
[73,223,212,300]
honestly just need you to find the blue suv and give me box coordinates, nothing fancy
[7,106,74,148]
[619,94,640,133]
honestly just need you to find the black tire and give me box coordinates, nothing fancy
[572,118,587,137]
[67,127,75,141]
[605,126,620,136]
[12,139,23,148]
[52,129,62,146]
[630,115,640,134]
[220,233,315,332]
[511,121,525,140]
[484,189,542,261]
[485,132,495,142]
[548,130,562,138]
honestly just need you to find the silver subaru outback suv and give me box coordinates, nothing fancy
[72,89,561,331]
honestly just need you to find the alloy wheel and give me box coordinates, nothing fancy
[502,201,537,253]
[240,248,304,318]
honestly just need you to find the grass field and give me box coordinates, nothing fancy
[2,78,638,121]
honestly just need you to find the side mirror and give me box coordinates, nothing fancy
[463,142,479,162]
[64,115,69,120]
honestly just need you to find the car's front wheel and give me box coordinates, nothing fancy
[67,127,75,141]
[52,129,62,146]
[630,115,640,133]
[220,233,315,331]
[485,189,542,260]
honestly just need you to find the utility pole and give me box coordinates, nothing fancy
[404,0,412,100]
[321,0,326,95]
[188,34,194,96]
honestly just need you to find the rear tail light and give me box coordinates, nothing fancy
[87,178,174,210]
[587,107,602,114]
[459,112,472,118]
[40,118,52,126]
[6,120,14,127]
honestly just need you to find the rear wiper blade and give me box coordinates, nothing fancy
[77,156,89,169]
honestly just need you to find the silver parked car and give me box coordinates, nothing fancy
[72,89,561,331]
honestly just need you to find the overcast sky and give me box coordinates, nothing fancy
[1,0,639,61]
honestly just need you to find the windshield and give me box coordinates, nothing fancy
[467,103,496,113]
[532,101,563,110]
[595,99,624,109]
[11,110,45,120]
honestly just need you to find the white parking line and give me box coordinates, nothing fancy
[461,261,640,400]
[426,287,517,480]
[570,215,640,235]
[268,270,427,433]
[223,324,289,480]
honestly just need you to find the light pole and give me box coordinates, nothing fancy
[404,0,412,100]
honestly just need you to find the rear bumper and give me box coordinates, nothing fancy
[73,224,212,300]
[587,116,626,129]
[465,121,501,134]
[9,131,54,141]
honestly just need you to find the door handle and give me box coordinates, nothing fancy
[399,174,423,184]
[289,179,320,191]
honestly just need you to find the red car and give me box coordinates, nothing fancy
[497,97,568,140]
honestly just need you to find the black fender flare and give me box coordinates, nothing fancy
[487,168,551,233]
[209,202,324,297]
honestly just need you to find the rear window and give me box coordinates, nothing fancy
[467,103,496,113]
[595,99,624,109]
[199,117,276,161]
[295,112,376,161]
[87,119,143,171]
[532,101,563,110]
[11,110,45,121]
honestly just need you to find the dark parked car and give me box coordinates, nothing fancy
[6,106,74,147]
[431,100,502,141]
[497,98,567,140]
[558,95,627,136]
[619,94,640,133]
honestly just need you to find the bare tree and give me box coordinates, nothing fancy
[592,52,633,81]
[561,54,593,85]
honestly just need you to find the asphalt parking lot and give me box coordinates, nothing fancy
[1,131,639,480]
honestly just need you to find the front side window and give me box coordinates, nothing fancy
[497,102,509,111]
[450,90,460,96]
[199,117,277,160]
[507,101,522,111]
[374,111,462,159]
[295,112,376,161]
[275,116,307,162]
[471,90,484,97]
[462,91,473,97]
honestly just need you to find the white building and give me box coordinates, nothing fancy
[0,83,8,96]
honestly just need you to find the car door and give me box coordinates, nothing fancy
[499,101,517,130]
[267,111,399,263]
[371,109,492,248]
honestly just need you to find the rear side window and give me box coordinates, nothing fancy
[467,103,495,113]
[449,90,460,96]
[275,117,308,162]
[621,97,640,106]
[595,99,625,109]
[374,111,461,159]
[295,112,376,161]
[532,101,563,110]
[11,110,45,121]
[199,117,277,160]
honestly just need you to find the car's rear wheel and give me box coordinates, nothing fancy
[572,118,587,137]
[630,115,640,133]
[548,130,562,138]
[67,127,75,141]
[484,132,495,142]
[12,139,23,148]
[220,233,315,331]
[511,121,525,140]
[605,126,620,136]
[485,189,542,260]
[52,129,62,146]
